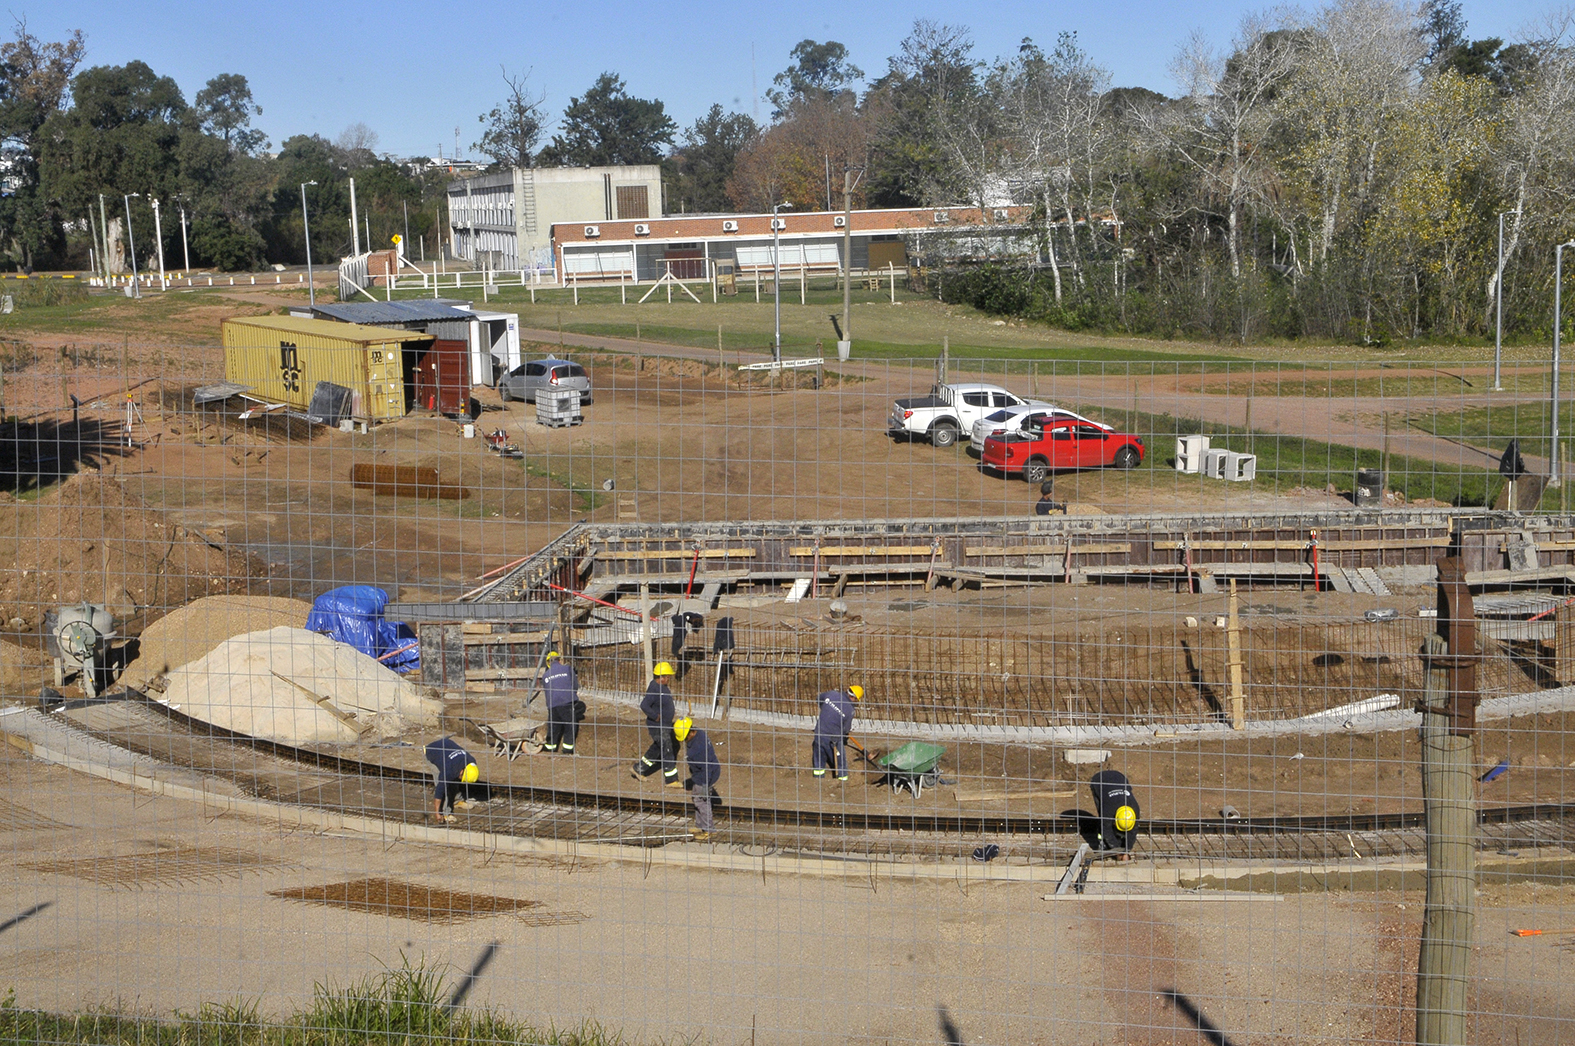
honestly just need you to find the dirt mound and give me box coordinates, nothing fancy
[163,626,441,743]
[0,474,261,634]
[121,595,313,690]
[0,637,51,695]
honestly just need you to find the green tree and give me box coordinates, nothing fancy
[475,68,545,168]
[538,73,675,166]
[666,104,757,212]
[767,40,863,116]
[194,72,266,154]
[863,20,979,206]
[262,134,351,264]
[0,20,86,270]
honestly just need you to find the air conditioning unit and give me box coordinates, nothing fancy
[722,220,739,232]
[833,215,847,228]
[634,223,651,235]
[771,218,786,231]
[933,211,950,223]
[993,209,1010,221]
[584,225,600,237]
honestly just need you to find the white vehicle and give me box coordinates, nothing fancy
[888,383,1049,448]
[969,405,1109,453]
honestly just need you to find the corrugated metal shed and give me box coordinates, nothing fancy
[311,300,474,326]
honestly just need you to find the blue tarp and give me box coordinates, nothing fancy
[305,585,420,673]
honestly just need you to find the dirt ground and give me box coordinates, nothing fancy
[2,741,1572,1045]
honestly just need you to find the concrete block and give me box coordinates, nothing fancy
[1175,435,1211,473]
[1063,748,1111,765]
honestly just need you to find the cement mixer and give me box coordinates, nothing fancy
[44,603,116,698]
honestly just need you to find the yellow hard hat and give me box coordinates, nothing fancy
[654,661,676,676]
[1114,804,1137,833]
[848,685,864,700]
[546,650,560,660]
[673,716,693,742]
[461,762,480,784]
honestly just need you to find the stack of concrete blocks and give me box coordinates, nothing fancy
[1196,443,1257,482]
[1175,435,1211,473]
[536,387,583,427]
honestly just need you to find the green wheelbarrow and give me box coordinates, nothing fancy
[874,741,947,798]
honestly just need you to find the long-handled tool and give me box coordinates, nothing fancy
[1511,928,1575,937]
[522,621,558,710]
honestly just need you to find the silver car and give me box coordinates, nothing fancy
[498,358,592,404]
[969,405,1107,453]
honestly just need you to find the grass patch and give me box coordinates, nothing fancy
[1410,401,1567,461]
[0,958,664,1046]
[1073,404,1498,507]
[523,459,606,513]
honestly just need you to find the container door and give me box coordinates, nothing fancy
[364,344,405,419]
[433,338,472,414]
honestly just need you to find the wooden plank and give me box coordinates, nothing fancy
[462,632,550,646]
[269,671,372,736]
[787,544,939,557]
[1226,580,1245,730]
[1081,564,1187,576]
[1197,562,1312,576]
[595,548,757,561]
[964,542,1133,557]
[953,785,1076,802]
[1325,568,1355,593]
[593,569,751,585]
[1467,566,1575,586]
[1154,537,1449,552]
[464,668,541,681]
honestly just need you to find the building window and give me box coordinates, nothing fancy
[615,185,649,220]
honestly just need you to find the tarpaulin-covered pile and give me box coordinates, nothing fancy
[305,585,419,672]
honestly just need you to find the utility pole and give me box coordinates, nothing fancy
[301,180,318,308]
[98,195,112,284]
[349,177,360,256]
[123,193,142,298]
[150,197,167,291]
[1553,240,1573,488]
[177,200,190,273]
[1493,212,1508,391]
[840,166,862,362]
[1415,557,1479,1046]
[772,201,792,363]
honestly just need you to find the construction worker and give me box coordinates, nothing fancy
[674,716,719,841]
[632,661,682,787]
[811,684,862,780]
[1089,769,1140,856]
[424,736,480,824]
[1034,479,1065,515]
[541,650,579,754]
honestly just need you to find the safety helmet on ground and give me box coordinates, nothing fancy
[461,762,480,784]
[546,650,560,661]
[673,716,694,742]
[1114,804,1137,833]
[848,685,864,700]
[654,661,676,676]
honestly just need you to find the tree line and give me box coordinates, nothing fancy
[10,3,1575,344]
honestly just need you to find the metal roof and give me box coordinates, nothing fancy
[310,300,474,326]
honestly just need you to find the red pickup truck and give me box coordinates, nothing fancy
[981,421,1145,482]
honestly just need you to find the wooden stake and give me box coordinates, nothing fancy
[1226,579,1245,729]
[640,584,654,681]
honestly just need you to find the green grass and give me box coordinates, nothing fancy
[1073,404,1500,507]
[0,959,670,1046]
[1410,401,1569,460]
[523,459,607,513]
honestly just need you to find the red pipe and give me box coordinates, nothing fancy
[684,547,701,599]
[548,581,643,617]
[377,641,419,662]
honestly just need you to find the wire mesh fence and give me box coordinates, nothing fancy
[0,335,1571,1046]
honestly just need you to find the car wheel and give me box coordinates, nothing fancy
[930,424,958,448]
[499,386,513,402]
[1021,459,1049,484]
[1113,446,1141,469]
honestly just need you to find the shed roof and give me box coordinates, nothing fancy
[221,315,434,345]
[310,300,475,325]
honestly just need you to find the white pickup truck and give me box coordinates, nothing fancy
[888,383,1047,448]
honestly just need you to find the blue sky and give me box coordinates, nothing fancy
[38,0,1560,159]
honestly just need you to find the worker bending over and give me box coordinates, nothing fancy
[541,650,579,754]
[632,661,682,787]
[811,684,862,780]
[674,716,720,841]
[1089,768,1140,857]
[424,736,480,824]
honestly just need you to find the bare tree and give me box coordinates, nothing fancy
[475,67,547,168]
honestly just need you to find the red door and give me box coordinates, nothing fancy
[1074,424,1110,467]
[1045,424,1076,468]
[415,339,472,414]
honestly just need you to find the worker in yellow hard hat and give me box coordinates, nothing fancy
[1090,769,1140,858]
[424,736,482,824]
[632,661,682,787]
[674,716,721,841]
[541,650,580,754]
[811,684,862,781]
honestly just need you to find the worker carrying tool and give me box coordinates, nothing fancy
[674,716,720,841]
[1034,479,1065,516]
[541,650,579,754]
[811,685,862,780]
[424,736,481,824]
[1089,769,1140,855]
[632,661,682,787]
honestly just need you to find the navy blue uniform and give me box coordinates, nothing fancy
[634,679,679,781]
[1090,769,1140,852]
[542,660,579,753]
[425,737,476,808]
[686,728,720,833]
[812,689,855,779]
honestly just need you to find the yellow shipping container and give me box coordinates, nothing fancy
[221,315,432,421]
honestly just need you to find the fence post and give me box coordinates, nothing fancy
[1415,557,1478,1046]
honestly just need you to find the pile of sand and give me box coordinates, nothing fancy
[0,474,261,632]
[122,594,313,690]
[0,638,52,696]
[163,626,440,743]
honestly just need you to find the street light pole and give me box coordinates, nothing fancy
[123,193,142,299]
[1552,239,1574,488]
[772,201,792,363]
[841,166,863,360]
[177,200,190,273]
[98,195,112,285]
[1494,212,1509,391]
[150,197,167,291]
[301,181,318,308]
